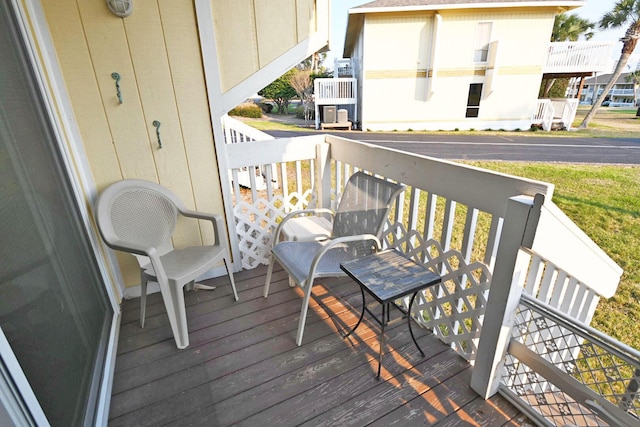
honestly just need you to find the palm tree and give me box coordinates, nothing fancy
[579,0,640,128]
[542,14,595,97]
[626,69,640,107]
[553,13,595,42]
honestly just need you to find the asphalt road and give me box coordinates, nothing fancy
[265,130,640,165]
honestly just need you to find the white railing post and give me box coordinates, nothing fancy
[315,142,331,209]
[470,194,544,398]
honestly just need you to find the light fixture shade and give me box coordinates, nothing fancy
[106,0,133,18]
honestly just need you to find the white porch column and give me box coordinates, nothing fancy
[470,194,544,398]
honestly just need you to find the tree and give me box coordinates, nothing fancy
[552,13,595,42]
[258,69,297,114]
[289,69,314,121]
[542,13,595,97]
[626,69,640,107]
[297,52,328,73]
[580,0,640,128]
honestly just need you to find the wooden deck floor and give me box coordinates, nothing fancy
[108,264,526,426]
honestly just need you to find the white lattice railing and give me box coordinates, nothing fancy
[220,122,624,415]
[224,135,325,270]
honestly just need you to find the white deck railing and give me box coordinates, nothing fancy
[532,99,554,131]
[221,114,278,191]
[544,41,615,74]
[220,119,624,424]
[531,98,579,131]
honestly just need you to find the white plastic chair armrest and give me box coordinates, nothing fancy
[179,210,226,245]
[104,237,156,259]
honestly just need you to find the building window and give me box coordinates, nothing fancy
[473,22,492,62]
[466,83,482,118]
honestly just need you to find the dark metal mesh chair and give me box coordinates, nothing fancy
[263,171,405,346]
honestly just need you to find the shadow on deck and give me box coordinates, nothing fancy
[108,265,527,426]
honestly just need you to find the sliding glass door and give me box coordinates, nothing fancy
[0,3,113,425]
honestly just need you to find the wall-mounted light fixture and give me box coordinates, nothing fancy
[106,0,133,18]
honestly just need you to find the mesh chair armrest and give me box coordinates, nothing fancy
[306,234,381,286]
[274,208,334,242]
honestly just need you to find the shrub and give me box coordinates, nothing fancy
[259,102,273,114]
[229,103,262,118]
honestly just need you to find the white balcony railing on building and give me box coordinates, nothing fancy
[219,118,627,425]
[544,41,615,74]
[314,77,357,106]
[314,77,358,129]
[610,88,635,96]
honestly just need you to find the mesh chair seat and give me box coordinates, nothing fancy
[271,241,358,285]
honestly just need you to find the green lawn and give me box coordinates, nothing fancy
[464,161,640,349]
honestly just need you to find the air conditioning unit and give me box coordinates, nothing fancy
[323,106,336,123]
[337,109,348,123]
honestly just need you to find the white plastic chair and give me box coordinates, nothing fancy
[96,179,238,349]
[263,171,405,346]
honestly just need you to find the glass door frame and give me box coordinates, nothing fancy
[1,1,121,425]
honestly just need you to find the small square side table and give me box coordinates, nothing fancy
[340,249,441,378]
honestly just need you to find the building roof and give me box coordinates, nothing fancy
[343,0,584,56]
[584,72,637,86]
[351,0,584,14]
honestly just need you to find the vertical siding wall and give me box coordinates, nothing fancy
[42,0,223,286]
[360,8,556,130]
[212,0,317,93]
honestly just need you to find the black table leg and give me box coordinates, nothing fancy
[342,285,366,338]
[377,302,386,379]
[408,292,425,357]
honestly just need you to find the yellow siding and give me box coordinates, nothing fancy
[213,0,323,94]
[42,0,224,287]
[42,0,123,189]
[361,8,556,130]
[437,10,554,69]
[296,0,316,40]
[123,2,200,248]
[364,13,433,72]
[158,0,223,246]
[211,0,259,92]
[255,0,297,66]
[76,1,159,184]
